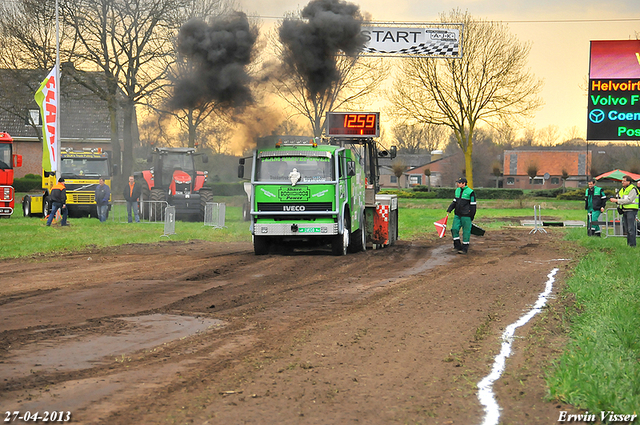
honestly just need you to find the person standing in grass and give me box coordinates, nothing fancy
[585,178,607,236]
[610,175,638,247]
[95,177,111,223]
[46,177,69,227]
[447,177,476,254]
[123,175,142,223]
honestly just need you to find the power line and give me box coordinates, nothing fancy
[247,14,640,24]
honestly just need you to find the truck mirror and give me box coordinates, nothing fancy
[238,165,245,179]
[13,154,22,167]
[147,155,153,163]
[112,164,119,176]
[202,154,209,164]
[390,146,397,159]
[347,160,356,176]
[239,158,245,165]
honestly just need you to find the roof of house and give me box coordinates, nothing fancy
[503,150,591,176]
[0,68,117,140]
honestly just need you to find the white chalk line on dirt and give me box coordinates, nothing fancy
[524,258,572,264]
[477,267,559,425]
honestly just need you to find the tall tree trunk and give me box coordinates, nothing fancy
[188,109,196,148]
[122,99,135,181]
[106,75,120,178]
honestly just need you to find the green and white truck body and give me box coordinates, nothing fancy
[245,137,366,255]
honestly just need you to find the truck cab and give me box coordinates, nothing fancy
[241,136,366,255]
[23,147,114,218]
[0,132,22,218]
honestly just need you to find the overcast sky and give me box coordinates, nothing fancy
[239,0,640,142]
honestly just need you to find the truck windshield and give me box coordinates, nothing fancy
[60,158,110,178]
[255,156,334,182]
[0,144,10,170]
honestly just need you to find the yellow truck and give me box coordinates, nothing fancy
[22,147,115,218]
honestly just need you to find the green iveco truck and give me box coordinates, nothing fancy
[239,112,397,256]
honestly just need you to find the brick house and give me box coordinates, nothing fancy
[379,153,431,188]
[0,69,124,178]
[502,150,591,190]
[405,151,465,188]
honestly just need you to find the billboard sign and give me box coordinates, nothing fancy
[361,23,462,58]
[587,40,640,140]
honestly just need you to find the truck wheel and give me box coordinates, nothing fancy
[348,212,366,253]
[22,196,32,218]
[332,216,350,256]
[150,188,165,221]
[254,235,270,255]
[43,196,50,219]
[199,189,213,222]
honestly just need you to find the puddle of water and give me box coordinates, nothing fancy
[0,314,224,380]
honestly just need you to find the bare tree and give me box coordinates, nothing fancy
[390,9,543,188]
[272,54,387,137]
[527,163,538,183]
[537,125,560,146]
[392,122,448,154]
[0,0,77,140]
[391,160,407,188]
[272,0,387,137]
[64,0,201,180]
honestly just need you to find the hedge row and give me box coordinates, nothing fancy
[13,174,42,192]
[382,186,589,200]
[394,186,524,199]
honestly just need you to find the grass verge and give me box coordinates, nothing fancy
[1,194,251,258]
[546,229,640,413]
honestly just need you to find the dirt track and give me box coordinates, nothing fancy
[0,229,581,424]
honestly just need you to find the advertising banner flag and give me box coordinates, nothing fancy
[34,65,58,172]
[434,215,448,238]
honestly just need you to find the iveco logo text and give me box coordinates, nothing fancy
[284,205,306,211]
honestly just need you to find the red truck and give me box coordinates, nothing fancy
[0,132,23,218]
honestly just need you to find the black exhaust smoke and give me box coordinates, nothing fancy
[171,12,257,111]
[279,0,366,99]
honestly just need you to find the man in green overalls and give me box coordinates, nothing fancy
[585,178,607,236]
[447,177,477,254]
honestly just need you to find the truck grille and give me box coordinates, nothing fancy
[257,202,332,212]
[69,193,95,203]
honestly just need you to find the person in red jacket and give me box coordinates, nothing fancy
[46,177,69,227]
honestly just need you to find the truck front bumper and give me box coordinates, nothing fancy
[253,222,338,236]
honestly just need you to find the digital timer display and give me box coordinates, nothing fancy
[326,112,380,137]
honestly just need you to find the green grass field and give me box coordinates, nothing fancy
[2,194,639,413]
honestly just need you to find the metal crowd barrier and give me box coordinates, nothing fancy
[110,200,169,223]
[204,202,226,228]
[162,206,176,237]
[589,208,640,238]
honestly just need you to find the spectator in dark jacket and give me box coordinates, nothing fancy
[46,178,69,227]
[123,175,142,223]
[94,177,111,222]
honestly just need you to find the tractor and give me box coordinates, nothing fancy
[139,147,212,221]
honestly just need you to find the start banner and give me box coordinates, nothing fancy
[361,23,462,58]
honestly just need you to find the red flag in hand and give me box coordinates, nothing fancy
[434,215,448,238]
